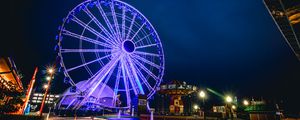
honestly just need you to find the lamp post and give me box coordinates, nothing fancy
[225,95,233,119]
[243,100,249,106]
[225,96,233,103]
[199,90,206,119]
[231,105,236,110]
[39,67,55,116]
[199,91,206,104]
[193,104,199,113]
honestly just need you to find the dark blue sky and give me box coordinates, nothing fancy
[2,0,300,110]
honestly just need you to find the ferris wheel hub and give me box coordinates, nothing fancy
[122,40,135,53]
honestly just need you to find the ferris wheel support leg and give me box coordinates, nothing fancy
[122,59,139,95]
[127,57,145,95]
[112,63,122,107]
[121,61,132,107]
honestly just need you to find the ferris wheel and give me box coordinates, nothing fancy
[56,0,164,110]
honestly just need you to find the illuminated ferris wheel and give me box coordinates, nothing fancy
[56,0,164,110]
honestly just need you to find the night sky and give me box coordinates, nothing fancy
[2,0,300,111]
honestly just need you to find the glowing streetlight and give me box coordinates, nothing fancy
[47,68,55,74]
[225,96,233,103]
[231,105,236,110]
[243,100,249,106]
[46,76,51,81]
[40,66,56,116]
[43,84,49,89]
[194,105,199,110]
[199,90,206,98]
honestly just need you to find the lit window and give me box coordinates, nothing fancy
[32,97,37,100]
[55,95,59,98]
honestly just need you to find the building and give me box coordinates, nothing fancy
[264,0,300,60]
[28,92,60,112]
[0,57,24,113]
[245,100,281,120]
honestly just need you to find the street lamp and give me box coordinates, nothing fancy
[225,96,233,103]
[193,105,199,110]
[225,95,233,119]
[231,105,236,110]
[199,90,206,98]
[199,90,206,119]
[47,68,55,75]
[243,100,249,106]
[43,84,49,89]
[46,76,51,81]
[39,67,56,116]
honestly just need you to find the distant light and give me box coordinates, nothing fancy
[199,90,206,98]
[43,84,49,89]
[47,68,55,74]
[243,100,249,106]
[232,105,236,109]
[225,96,233,103]
[193,105,199,110]
[46,76,51,81]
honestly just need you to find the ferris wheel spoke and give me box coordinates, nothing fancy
[81,6,116,43]
[122,59,138,95]
[132,58,159,81]
[134,51,162,57]
[131,59,154,92]
[129,22,146,41]
[79,52,93,77]
[127,57,145,95]
[62,29,112,48]
[96,2,118,43]
[121,6,126,41]
[73,53,122,110]
[121,60,131,107]
[66,52,115,72]
[95,61,117,101]
[130,54,161,69]
[134,32,154,44]
[110,1,122,42]
[71,16,117,46]
[112,63,122,107]
[125,14,136,40]
[60,48,111,53]
[135,43,158,49]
